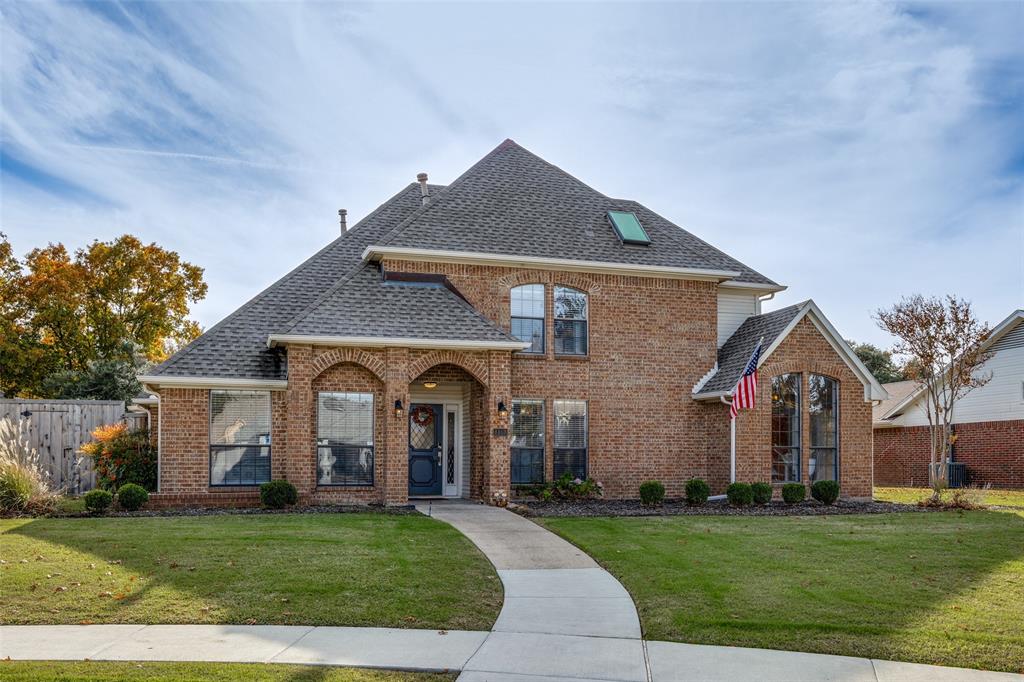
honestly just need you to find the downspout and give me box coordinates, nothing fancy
[708,396,736,501]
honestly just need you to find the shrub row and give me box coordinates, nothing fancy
[637,478,841,507]
[83,483,150,514]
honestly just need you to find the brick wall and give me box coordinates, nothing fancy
[875,420,1024,488]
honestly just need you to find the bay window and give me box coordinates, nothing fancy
[209,390,271,486]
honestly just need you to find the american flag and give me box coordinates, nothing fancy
[730,337,764,419]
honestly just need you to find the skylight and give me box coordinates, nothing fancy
[607,211,651,245]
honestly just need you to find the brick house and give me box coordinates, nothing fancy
[139,140,886,507]
[874,310,1024,489]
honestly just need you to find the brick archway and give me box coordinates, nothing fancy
[408,350,489,388]
[311,348,386,382]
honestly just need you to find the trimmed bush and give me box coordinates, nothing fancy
[83,489,113,514]
[811,480,840,505]
[726,482,753,506]
[781,483,806,504]
[751,482,772,505]
[117,483,149,511]
[685,478,711,506]
[639,481,666,506]
[260,480,298,509]
[79,423,157,492]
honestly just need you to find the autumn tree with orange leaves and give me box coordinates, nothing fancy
[0,233,207,399]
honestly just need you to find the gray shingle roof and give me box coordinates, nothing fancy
[148,182,446,380]
[376,140,777,286]
[277,264,519,343]
[697,302,807,395]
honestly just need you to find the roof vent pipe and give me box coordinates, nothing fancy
[417,172,429,205]
[338,208,348,233]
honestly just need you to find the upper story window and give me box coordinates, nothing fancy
[511,284,545,353]
[809,375,838,482]
[771,374,800,483]
[554,286,588,356]
[607,210,651,245]
[209,390,271,487]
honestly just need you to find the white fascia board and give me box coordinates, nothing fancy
[137,375,288,390]
[718,281,788,294]
[268,334,530,352]
[362,246,740,282]
[692,389,731,401]
[132,397,159,405]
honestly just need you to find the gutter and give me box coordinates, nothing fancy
[267,334,530,352]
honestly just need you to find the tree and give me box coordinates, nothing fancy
[0,234,206,398]
[41,342,148,403]
[876,295,993,489]
[847,340,907,384]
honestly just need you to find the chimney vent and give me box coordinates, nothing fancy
[417,172,429,205]
[338,208,348,233]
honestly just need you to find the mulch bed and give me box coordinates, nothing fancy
[511,498,939,517]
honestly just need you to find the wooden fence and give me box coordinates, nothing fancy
[0,399,130,493]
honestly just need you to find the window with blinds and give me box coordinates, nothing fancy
[553,399,587,479]
[809,374,839,482]
[554,286,588,356]
[317,392,374,486]
[209,390,271,486]
[511,284,545,353]
[511,399,544,484]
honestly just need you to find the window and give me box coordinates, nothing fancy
[607,210,651,245]
[771,374,800,483]
[510,399,544,484]
[809,375,838,482]
[554,286,588,355]
[511,284,545,353]
[209,390,271,486]
[553,399,587,479]
[317,392,374,486]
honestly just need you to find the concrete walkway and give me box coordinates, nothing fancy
[2,501,1021,681]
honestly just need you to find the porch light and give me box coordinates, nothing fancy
[423,381,438,389]
[497,400,508,418]
[394,399,404,417]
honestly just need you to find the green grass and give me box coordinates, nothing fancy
[0,513,501,630]
[539,510,1024,673]
[0,661,453,681]
[875,486,1024,508]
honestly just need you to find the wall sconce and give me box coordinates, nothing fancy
[394,399,404,417]
[497,400,508,418]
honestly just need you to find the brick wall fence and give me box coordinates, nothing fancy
[874,420,1024,489]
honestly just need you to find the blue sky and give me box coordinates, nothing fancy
[2,1,1021,347]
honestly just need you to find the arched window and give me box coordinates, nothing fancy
[511,284,545,353]
[809,374,839,481]
[771,374,800,482]
[554,286,588,355]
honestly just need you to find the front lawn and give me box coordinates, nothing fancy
[875,486,1024,508]
[0,513,501,630]
[0,661,453,682]
[540,510,1024,673]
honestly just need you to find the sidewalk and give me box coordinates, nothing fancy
[2,501,1020,681]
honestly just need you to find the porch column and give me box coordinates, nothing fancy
[284,343,315,496]
[383,347,411,506]
[484,350,512,504]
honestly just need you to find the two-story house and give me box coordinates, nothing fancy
[139,140,885,507]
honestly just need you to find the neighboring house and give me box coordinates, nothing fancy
[874,310,1024,489]
[139,140,885,507]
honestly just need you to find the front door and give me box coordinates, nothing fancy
[408,403,443,496]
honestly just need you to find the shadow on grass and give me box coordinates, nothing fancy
[1,513,502,631]
[541,509,1024,672]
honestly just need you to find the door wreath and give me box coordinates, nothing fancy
[411,405,434,427]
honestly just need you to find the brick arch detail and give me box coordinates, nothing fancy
[495,271,602,294]
[762,359,850,383]
[311,348,386,382]
[497,271,549,289]
[553,274,601,295]
[408,350,489,387]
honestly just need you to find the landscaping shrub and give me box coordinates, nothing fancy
[79,423,157,492]
[726,482,753,506]
[781,483,806,504]
[83,489,113,514]
[811,480,840,505]
[117,483,149,511]
[685,478,710,506]
[751,482,772,505]
[532,473,604,501]
[260,480,298,509]
[639,480,666,506]
[0,416,58,514]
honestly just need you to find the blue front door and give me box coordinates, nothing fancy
[408,403,443,496]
